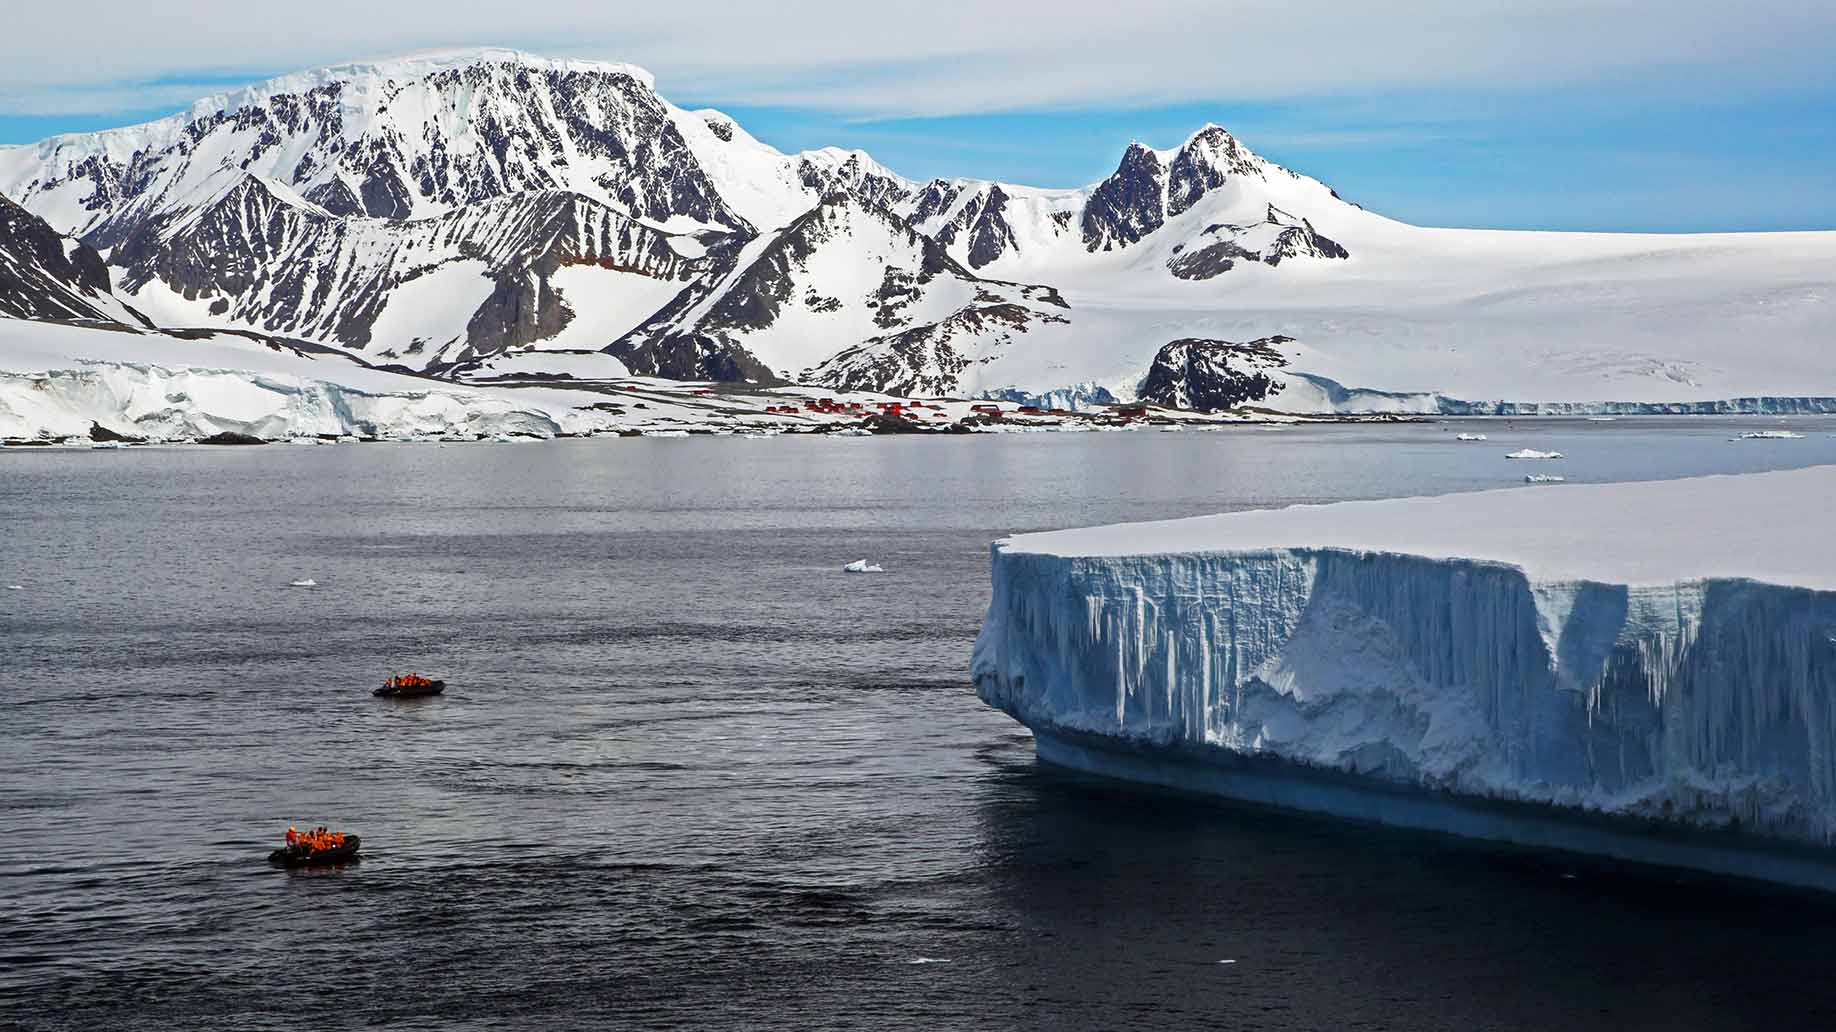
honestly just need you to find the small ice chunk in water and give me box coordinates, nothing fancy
[907,957,951,964]
[1505,449,1564,459]
[1734,431,1804,440]
[288,578,318,588]
[843,560,885,573]
[1216,959,1237,965]
[1455,433,1488,441]
[5,584,22,591]
[1524,474,1566,483]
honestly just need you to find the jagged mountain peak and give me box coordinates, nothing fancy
[191,47,661,126]
[0,53,1388,398]
[0,47,750,239]
[1082,142,1170,251]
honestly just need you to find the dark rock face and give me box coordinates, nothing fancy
[302,178,364,217]
[611,192,1073,390]
[1166,206,1348,280]
[906,179,962,226]
[1264,217,1349,265]
[1166,125,1261,216]
[107,179,713,368]
[88,421,145,443]
[1082,143,1167,251]
[0,193,133,322]
[934,185,1019,268]
[609,331,773,381]
[197,430,267,445]
[810,302,1069,397]
[795,153,912,212]
[1136,336,1293,411]
[613,195,996,382]
[1167,240,1261,280]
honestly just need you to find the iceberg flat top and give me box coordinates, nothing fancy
[999,466,1836,590]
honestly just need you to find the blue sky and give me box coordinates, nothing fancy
[4,1,1832,232]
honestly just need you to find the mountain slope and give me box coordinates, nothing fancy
[0,194,147,324]
[610,193,1067,384]
[3,50,1833,410]
[108,171,716,369]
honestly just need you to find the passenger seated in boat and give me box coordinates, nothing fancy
[283,826,346,852]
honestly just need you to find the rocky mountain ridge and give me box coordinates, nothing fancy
[3,48,1831,414]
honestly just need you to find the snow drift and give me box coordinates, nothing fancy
[973,468,1836,886]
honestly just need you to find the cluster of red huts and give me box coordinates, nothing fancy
[763,398,954,419]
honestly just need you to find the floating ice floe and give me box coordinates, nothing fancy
[90,441,129,449]
[833,427,873,437]
[1524,474,1566,483]
[843,559,885,573]
[5,584,23,591]
[1734,430,1805,440]
[907,957,951,965]
[1454,433,1488,441]
[1505,448,1564,459]
[642,429,690,438]
[288,578,318,588]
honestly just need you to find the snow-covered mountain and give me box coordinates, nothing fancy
[0,194,147,325]
[2,48,1833,411]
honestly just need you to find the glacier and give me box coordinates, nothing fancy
[972,467,1836,888]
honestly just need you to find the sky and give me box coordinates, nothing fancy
[3,1,1833,232]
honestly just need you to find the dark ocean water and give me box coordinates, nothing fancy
[6,419,1836,1031]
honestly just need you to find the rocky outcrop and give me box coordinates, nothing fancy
[0,193,141,323]
[1168,206,1348,280]
[795,151,913,213]
[810,301,1069,397]
[1166,124,1261,216]
[1082,143,1168,252]
[934,185,1021,269]
[1136,336,1292,411]
[608,330,774,382]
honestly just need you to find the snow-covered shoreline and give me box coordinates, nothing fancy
[972,467,1836,885]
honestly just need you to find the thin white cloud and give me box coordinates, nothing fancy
[2,0,1832,118]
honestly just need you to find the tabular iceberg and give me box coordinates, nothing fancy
[972,467,1836,888]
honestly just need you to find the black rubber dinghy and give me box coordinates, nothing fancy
[373,680,445,698]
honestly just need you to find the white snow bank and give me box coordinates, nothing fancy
[0,320,619,441]
[973,466,1836,868]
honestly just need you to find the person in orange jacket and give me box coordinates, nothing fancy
[285,826,298,847]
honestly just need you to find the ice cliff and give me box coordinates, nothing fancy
[973,468,1836,862]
